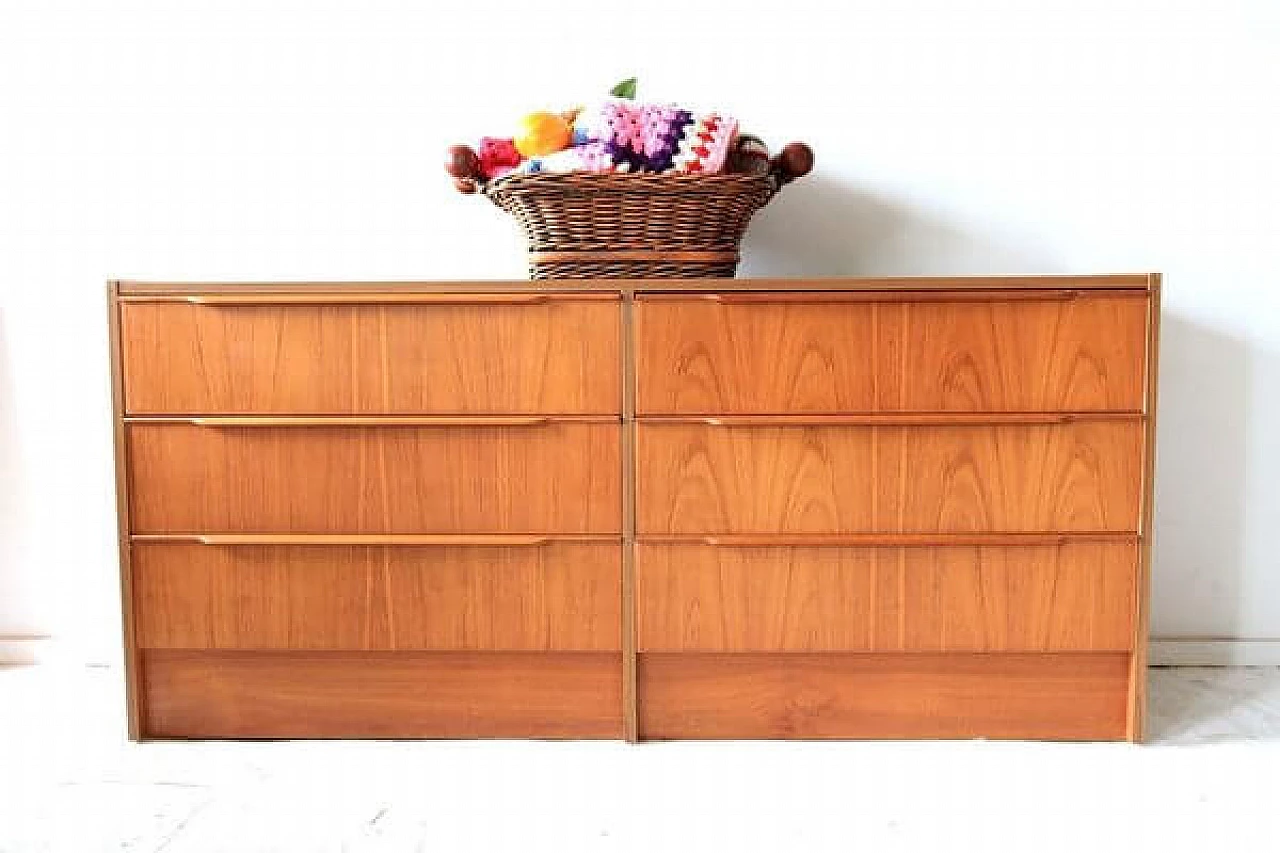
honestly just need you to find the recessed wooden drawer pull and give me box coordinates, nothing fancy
[644,533,1140,547]
[132,533,620,547]
[179,293,562,306]
[650,413,1135,427]
[138,416,571,428]
[672,289,1089,305]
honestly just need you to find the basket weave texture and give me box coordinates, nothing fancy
[483,171,779,279]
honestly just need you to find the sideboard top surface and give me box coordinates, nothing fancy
[115,274,1158,297]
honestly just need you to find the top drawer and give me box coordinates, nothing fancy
[636,291,1148,414]
[120,294,621,415]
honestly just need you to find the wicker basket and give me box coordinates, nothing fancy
[481,171,783,279]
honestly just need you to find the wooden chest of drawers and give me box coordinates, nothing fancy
[109,275,1160,742]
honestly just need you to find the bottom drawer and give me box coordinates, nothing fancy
[638,652,1131,740]
[142,650,623,739]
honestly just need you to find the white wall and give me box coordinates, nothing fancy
[1,0,1276,662]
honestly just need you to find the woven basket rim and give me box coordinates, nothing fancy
[483,170,776,197]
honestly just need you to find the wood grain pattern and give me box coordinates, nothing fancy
[635,294,1147,414]
[142,650,623,739]
[127,422,620,534]
[112,275,1157,743]
[637,421,1143,535]
[638,652,1131,740]
[120,299,620,414]
[636,544,1137,652]
[133,543,621,651]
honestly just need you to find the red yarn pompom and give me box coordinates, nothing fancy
[477,137,522,179]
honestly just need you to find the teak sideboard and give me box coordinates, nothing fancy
[108,275,1160,742]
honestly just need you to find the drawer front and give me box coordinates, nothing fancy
[636,292,1147,414]
[636,421,1142,535]
[121,297,621,415]
[128,422,620,534]
[143,650,623,739]
[638,652,1130,740]
[134,543,621,651]
[637,543,1137,652]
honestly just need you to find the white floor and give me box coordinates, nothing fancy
[2,665,1279,853]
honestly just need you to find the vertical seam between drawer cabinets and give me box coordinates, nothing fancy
[108,282,144,740]
[620,291,639,742]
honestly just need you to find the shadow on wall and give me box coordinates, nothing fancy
[738,175,1062,277]
[1144,315,1280,741]
[1151,315,1251,640]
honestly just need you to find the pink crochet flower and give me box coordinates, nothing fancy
[575,100,642,150]
[575,141,618,172]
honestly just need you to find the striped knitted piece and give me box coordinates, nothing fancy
[670,112,739,174]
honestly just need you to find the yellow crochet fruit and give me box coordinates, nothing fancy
[514,111,572,158]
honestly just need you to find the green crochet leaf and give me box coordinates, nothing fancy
[610,77,638,99]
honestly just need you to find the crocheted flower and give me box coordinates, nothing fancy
[476,137,522,179]
[644,109,692,172]
[575,100,642,150]
[604,139,647,173]
[576,141,618,172]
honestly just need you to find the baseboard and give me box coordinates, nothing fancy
[0,635,52,665]
[1150,639,1280,666]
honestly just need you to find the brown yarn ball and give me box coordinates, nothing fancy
[445,145,480,180]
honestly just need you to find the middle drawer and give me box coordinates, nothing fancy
[637,420,1143,535]
[127,421,621,534]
